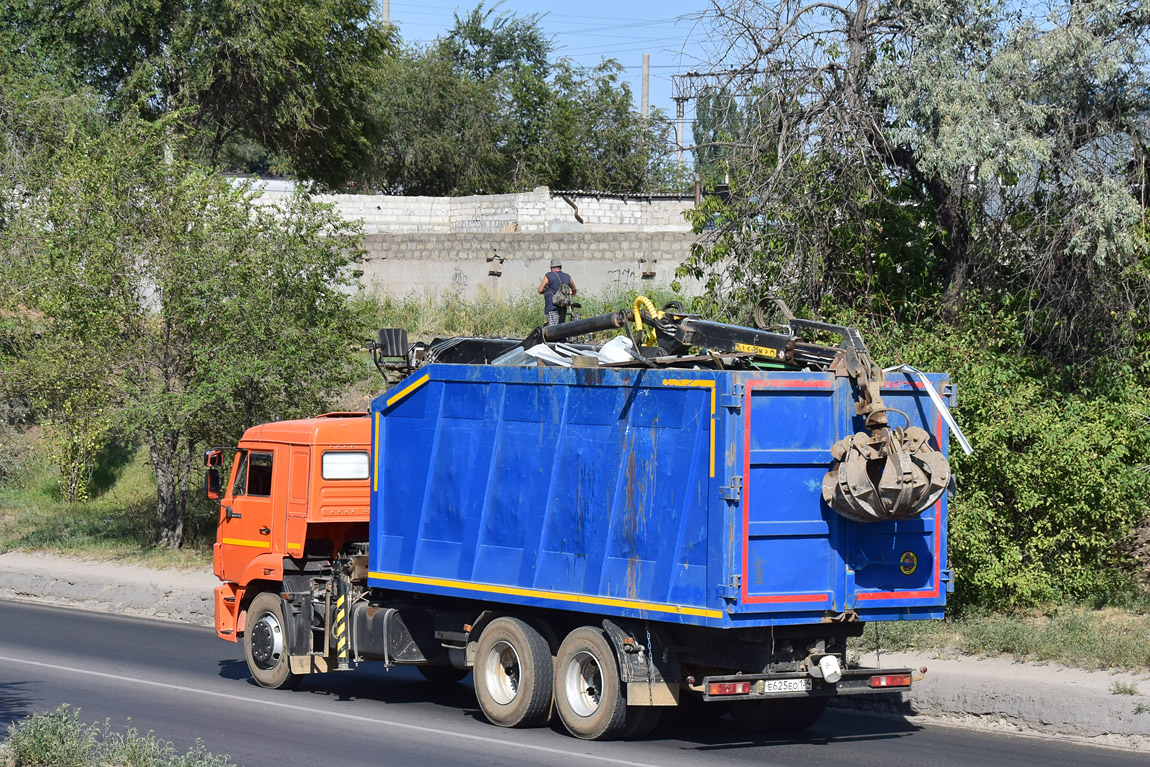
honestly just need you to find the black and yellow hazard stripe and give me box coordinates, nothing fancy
[334,581,350,670]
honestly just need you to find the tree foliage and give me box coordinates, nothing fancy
[1,0,675,194]
[683,0,1150,362]
[358,4,680,195]
[2,0,394,188]
[849,302,1150,610]
[692,86,745,187]
[0,98,363,545]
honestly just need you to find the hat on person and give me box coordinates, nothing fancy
[550,259,562,268]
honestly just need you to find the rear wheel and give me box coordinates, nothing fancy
[473,617,553,728]
[244,592,300,690]
[554,627,628,740]
[726,697,828,732]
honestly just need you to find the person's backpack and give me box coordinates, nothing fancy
[553,279,574,308]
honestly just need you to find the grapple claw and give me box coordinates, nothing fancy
[822,425,950,523]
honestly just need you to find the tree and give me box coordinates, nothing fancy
[442,1,551,81]
[359,6,679,196]
[692,86,745,187]
[362,46,509,195]
[0,109,364,545]
[683,0,1150,361]
[546,60,679,193]
[2,0,394,189]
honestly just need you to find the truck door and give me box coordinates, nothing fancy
[737,375,843,613]
[218,447,280,582]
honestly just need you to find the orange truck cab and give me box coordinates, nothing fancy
[207,413,370,644]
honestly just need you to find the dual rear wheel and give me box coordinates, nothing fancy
[472,621,662,740]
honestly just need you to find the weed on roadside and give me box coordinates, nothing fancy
[1110,680,1140,695]
[4,705,233,767]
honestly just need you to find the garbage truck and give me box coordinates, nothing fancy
[207,299,961,740]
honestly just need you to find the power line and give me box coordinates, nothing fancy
[389,1,686,24]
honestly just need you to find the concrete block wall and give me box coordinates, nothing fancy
[256,183,702,301]
[359,231,701,301]
[257,186,695,235]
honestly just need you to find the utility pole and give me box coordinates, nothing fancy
[380,0,389,24]
[641,53,650,119]
[674,97,687,168]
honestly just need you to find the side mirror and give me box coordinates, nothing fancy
[204,449,224,467]
[205,468,221,501]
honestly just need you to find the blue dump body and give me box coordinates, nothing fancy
[368,364,951,629]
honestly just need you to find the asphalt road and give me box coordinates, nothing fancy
[0,601,1142,767]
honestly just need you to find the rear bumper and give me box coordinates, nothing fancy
[701,667,916,702]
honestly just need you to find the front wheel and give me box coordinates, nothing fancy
[553,627,628,740]
[473,617,553,728]
[244,592,300,690]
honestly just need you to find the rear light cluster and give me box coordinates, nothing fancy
[870,673,912,688]
[708,681,752,696]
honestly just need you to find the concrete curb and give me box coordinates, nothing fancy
[1,551,1147,750]
[0,552,216,627]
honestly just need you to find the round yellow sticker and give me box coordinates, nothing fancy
[899,551,918,576]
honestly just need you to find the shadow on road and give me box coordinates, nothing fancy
[660,708,920,750]
[0,680,35,731]
[216,660,922,748]
[217,659,250,681]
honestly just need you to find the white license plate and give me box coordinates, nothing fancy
[763,678,813,694]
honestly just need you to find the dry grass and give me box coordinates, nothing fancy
[854,606,1150,672]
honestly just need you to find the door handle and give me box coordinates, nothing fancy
[259,526,271,535]
[225,507,242,520]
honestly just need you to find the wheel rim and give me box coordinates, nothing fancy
[564,650,603,717]
[250,610,284,671]
[483,640,521,705]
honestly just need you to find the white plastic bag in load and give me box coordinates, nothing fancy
[598,336,634,363]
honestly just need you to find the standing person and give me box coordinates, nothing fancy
[538,259,576,326]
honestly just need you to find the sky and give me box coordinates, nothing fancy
[385,0,715,131]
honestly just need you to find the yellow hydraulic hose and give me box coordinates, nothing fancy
[631,296,663,346]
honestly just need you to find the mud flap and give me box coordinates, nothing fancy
[602,620,680,706]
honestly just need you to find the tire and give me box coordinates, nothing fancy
[244,592,301,690]
[473,617,553,728]
[726,697,828,733]
[621,705,663,739]
[553,627,628,740]
[417,664,471,684]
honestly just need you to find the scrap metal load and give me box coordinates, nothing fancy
[368,298,951,524]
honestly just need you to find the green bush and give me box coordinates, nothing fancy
[836,301,1150,611]
[352,285,685,342]
[3,705,234,767]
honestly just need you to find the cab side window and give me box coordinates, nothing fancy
[230,451,249,497]
[229,451,273,497]
[247,453,273,496]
